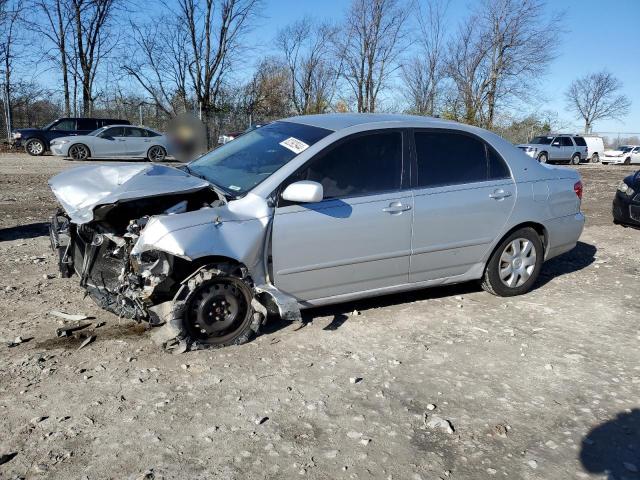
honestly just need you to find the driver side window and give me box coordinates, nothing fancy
[290,131,403,200]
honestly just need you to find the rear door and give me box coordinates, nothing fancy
[91,126,126,157]
[409,129,515,282]
[271,130,413,302]
[123,126,151,156]
[560,136,574,161]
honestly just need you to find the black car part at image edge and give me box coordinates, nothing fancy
[612,170,640,227]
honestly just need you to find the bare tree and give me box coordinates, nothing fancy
[68,0,118,115]
[276,17,340,115]
[122,18,191,116]
[340,0,409,112]
[30,0,72,115]
[401,0,447,115]
[566,71,631,133]
[241,57,290,121]
[177,0,261,137]
[0,0,23,138]
[445,0,559,127]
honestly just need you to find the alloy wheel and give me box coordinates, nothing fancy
[69,144,88,160]
[498,238,537,288]
[26,140,44,155]
[148,146,166,162]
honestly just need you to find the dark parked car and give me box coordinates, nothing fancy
[613,170,640,227]
[12,118,130,156]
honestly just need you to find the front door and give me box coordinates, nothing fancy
[92,127,126,157]
[271,130,413,302]
[409,130,516,282]
[548,137,564,161]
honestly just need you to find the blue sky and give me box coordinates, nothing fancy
[246,0,640,134]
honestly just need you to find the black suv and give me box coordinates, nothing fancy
[12,118,130,156]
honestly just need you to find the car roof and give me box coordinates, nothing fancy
[281,113,458,132]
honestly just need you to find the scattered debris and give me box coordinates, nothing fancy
[527,460,538,469]
[349,377,363,384]
[255,416,269,425]
[56,323,92,337]
[49,310,91,321]
[424,415,455,434]
[77,335,96,351]
[493,424,509,438]
[426,404,437,411]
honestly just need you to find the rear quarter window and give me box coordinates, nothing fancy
[573,137,587,146]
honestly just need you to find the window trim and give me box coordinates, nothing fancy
[275,128,411,206]
[409,128,512,190]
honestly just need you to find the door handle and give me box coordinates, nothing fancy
[489,189,512,200]
[383,201,411,213]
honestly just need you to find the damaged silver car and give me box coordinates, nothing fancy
[49,114,585,351]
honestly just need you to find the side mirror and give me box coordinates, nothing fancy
[281,181,323,204]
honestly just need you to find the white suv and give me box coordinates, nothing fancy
[517,135,588,164]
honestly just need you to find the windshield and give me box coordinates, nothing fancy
[530,136,553,145]
[616,145,633,153]
[188,121,332,195]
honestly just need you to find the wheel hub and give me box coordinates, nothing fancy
[187,280,248,340]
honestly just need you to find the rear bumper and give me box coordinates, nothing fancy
[545,212,585,260]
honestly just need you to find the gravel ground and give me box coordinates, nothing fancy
[0,154,639,480]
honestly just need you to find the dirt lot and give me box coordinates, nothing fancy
[0,153,639,480]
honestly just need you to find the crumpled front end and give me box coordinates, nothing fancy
[48,163,229,322]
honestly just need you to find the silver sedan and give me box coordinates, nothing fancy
[49,113,585,350]
[50,125,169,161]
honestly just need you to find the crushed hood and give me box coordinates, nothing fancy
[49,163,212,224]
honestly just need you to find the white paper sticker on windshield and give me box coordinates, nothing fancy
[279,137,309,154]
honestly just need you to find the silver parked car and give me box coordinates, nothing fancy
[49,125,169,161]
[517,134,588,164]
[48,114,585,351]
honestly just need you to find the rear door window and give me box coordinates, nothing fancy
[125,127,146,137]
[77,119,98,130]
[414,131,510,188]
[293,131,403,200]
[50,119,76,131]
[102,127,125,137]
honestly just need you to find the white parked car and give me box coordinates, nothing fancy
[50,125,169,161]
[583,136,605,163]
[601,145,640,165]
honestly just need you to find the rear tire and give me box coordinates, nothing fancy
[481,227,543,297]
[591,153,599,163]
[624,157,631,165]
[147,145,167,162]
[537,152,548,163]
[571,153,581,165]
[173,265,263,349]
[25,138,45,156]
[68,144,90,160]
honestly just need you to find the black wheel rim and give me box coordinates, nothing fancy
[185,278,251,343]
[70,145,87,160]
[149,146,165,161]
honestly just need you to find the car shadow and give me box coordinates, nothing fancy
[580,409,640,479]
[536,241,596,288]
[0,222,49,241]
[263,242,596,335]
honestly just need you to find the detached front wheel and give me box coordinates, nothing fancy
[481,227,543,297]
[176,266,263,348]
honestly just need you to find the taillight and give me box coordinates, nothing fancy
[574,181,583,200]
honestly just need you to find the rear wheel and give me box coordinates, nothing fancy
[481,227,543,297]
[591,153,599,163]
[537,152,548,163]
[68,144,90,160]
[624,157,631,165]
[147,145,166,162]
[175,266,263,349]
[25,138,45,156]
[571,153,581,165]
